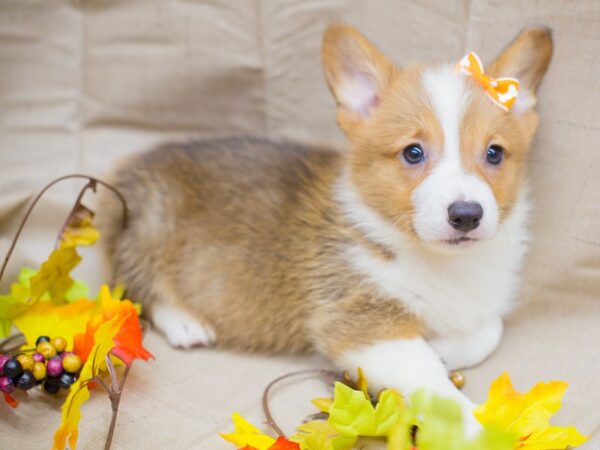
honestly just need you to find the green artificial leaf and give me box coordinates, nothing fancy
[291,421,356,450]
[373,389,405,435]
[328,382,403,438]
[411,390,517,450]
[328,382,374,436]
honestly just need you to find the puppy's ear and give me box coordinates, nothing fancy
[322,24,395,133]
[488,27,553,114]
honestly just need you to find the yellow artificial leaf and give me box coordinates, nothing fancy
[341,367,369,400]
[291,420,356,450]
[59,204,100,248]
[355,367,369,400]
[53,316,123,450]
[220,413,276,450]
[29,247,81,303]
[312,397,334,413]
[475,372,587,450]
[13,299,96,350]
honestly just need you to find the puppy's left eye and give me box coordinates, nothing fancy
[486,145,504,165]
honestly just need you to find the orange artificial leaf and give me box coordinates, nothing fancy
[53,316,123,450]
[73,285,152,365]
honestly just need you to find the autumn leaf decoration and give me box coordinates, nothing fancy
[0,175,152,450]
[475,372,587,450]
[222,370,587,450]
[221,413,300,450]
[53,316,125,450]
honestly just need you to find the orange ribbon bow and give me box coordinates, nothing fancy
[456,52,519,111]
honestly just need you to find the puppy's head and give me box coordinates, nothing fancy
[323,25,552,250]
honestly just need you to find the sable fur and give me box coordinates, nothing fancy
[100,136,421,355]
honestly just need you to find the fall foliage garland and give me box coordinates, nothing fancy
[0,175,152,450]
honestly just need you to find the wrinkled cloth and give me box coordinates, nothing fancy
[0,1,599,448]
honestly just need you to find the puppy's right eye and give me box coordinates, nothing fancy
[402,144,425,164]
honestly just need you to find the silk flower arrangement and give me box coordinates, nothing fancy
[0,175,152,450]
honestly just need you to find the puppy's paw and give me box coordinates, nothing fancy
[152,304,216,349]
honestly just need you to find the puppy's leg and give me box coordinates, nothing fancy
[427,317,503,370]
[136,276,216,349]
[151,302,216,349]
[314,295,480,435]
[336,338,478,433]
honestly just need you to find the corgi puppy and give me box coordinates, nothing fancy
[100,25,552,431]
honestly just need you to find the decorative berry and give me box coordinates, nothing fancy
[35,336,51,346]
[3,359,23,379]
[0,354,10,375]
[32,352,45,363]
[43,379,60,394]
[16,371,36,391]
[16,354,34,372]
[449,371,465,390]
[46,357,63,377]
[37,341,56,359]
[0,376,15,394]
[58,372,76,389]
[50,336,67,353]
[62,354,82,374]
[32,361,46,381]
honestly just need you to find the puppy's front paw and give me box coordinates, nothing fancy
[152,304,216,349]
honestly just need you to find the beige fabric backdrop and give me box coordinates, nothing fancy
[1,1,599,448]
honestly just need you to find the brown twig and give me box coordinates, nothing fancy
[0,333,25,353]
[261,368,339,437]
[102,322,147,450]
[0,174,128,284]
[103,355,132,450]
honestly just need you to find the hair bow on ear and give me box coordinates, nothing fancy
[456,52,519,111]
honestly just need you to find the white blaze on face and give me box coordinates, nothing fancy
[412,66,499,243]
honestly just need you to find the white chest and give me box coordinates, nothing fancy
[343,194,530,336]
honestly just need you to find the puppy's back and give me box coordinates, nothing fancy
[97,136,345,351]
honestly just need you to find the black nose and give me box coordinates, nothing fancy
[447,201,483,232]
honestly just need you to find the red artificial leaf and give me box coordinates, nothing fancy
[3,392,18,408]
[268,436,301,450]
